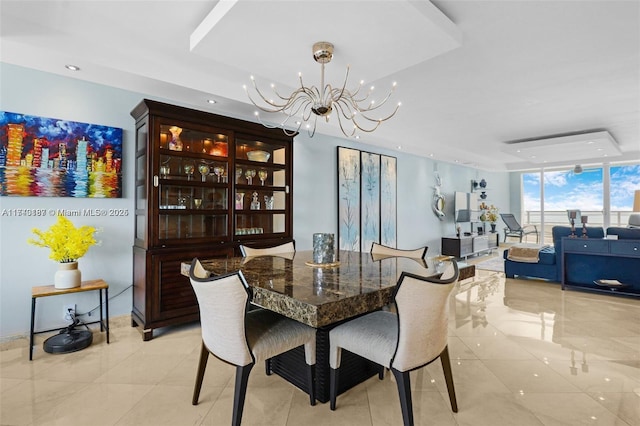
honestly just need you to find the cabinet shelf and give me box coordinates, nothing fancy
[235,184,287,191]
[158,178,228,187]
[235,209,286,214]
[158,147,228,161]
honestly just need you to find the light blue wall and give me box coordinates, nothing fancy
[0,64,140,339]
[0,63,511,340]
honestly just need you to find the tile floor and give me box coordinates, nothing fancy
[1,269,639,425]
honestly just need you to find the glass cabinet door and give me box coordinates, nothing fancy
[234,136,290,238]
[156,123,230,243]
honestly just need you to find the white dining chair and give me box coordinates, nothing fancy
[189,258,316,425]
[329,261,459,426]
[239,241,295,257]
[370,242,428,259]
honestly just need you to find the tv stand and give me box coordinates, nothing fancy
[441,233,499,259]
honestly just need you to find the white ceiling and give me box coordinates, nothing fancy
[1,0,639,171]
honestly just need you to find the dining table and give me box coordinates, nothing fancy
[181,249,474,403]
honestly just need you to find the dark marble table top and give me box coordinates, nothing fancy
[181,250,473,328]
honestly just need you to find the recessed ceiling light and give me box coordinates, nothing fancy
[396,145,402,150]
[355,135,360,140]
[65,64,80,71]
[207,99,216,104]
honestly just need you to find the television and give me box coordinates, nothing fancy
[454,191,479,223]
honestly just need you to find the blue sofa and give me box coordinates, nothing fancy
[504,226,605,282]
[504,226,640,287]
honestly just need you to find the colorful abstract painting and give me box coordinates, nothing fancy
[0,111,123,197]
[337,146,396,252]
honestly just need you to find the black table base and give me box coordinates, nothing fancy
[270,327,380,403]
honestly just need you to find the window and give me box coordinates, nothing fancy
[521,163,639,244]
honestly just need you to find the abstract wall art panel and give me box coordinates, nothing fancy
[337,147,361,251]
[337,146,397,252]
[361,151,380,252]
[0,111,123,197]
[380,155,397,246]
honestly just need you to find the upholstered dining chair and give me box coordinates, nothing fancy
[239,241,295,257]
[500,213,539,243]
[329,261,460,426]
[370,242,428,259]
[189,258,316,426]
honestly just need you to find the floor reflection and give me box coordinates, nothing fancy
[1,268,639,425]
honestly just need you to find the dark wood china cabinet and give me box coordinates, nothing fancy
[130,99,293,340]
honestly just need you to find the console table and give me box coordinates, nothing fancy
[561,237,640,297]
[441,232,499,259]
[30,279,110,360]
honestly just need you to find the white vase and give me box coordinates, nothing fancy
[54,262,82,289]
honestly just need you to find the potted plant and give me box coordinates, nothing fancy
[28,215,98,289]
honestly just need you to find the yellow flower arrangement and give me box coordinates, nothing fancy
[485,205,499,223]
[479,203,499,223]
[28,216,98,263]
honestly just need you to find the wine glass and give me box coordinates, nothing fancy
[235,168,242,184]
[160,165,170,178]
[198,163,210,182]
[183,162,194,181]
[258,170,268,186]
[245,169,256,185]
[213,166,224,183]
[193,198,202,209]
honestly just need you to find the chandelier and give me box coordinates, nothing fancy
[244,41,401,138]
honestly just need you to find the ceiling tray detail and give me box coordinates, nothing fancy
[502,130,621,164]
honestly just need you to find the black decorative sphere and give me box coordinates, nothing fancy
[479,179,487,188]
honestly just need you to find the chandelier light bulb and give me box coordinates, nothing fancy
[244,41,400,138]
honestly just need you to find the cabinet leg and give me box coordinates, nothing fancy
[142,329,154,341]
